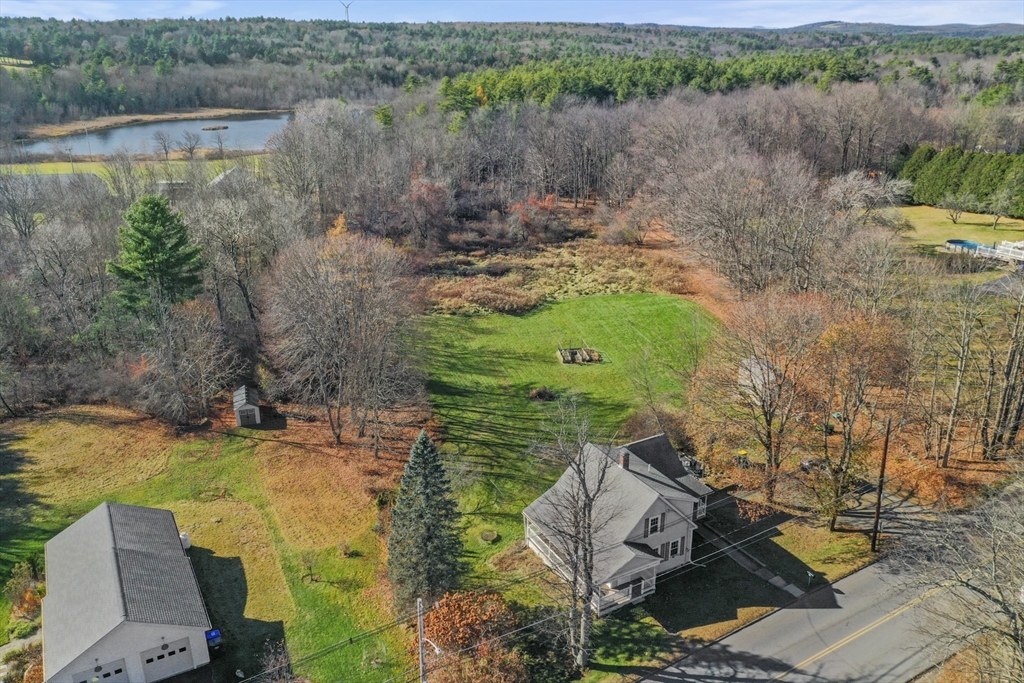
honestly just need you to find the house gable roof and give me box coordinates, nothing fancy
[43,503,210,678]
[524,436,708,584]
[618,434,713,499]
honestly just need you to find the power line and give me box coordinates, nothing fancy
[260,452,942,682]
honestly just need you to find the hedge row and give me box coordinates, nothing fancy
[900,145,1024,217]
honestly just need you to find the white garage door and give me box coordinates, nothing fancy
[140,638,194,683]
[72,659,128,683]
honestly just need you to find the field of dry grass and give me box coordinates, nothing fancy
[428,240,703,315]
[4,406,174,505]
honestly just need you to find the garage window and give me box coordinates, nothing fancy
[114,670,123,675]
[146,659,154,664]
[168,651,176,657]
[157,655,164,660]
[179,647,187,653]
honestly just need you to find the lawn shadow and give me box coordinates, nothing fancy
[252,413,288,431]
[188,546,285,680]
[0,428,49,577]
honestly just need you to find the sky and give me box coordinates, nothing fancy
[1,0,1022,27]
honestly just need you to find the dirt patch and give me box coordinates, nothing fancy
[490,540,534,572]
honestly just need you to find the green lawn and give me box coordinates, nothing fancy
[423,293,717,635]
[0,409,408,680]
[900,205,1024,250]
[2,293,715,678]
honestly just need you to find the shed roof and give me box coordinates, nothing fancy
[43,503,210,678]
[233,385,259,410]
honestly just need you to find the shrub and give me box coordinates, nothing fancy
[1,642,41,683]
[528,386,557,402]
[8,619,39,640]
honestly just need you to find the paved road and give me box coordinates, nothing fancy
[637,563,967,683]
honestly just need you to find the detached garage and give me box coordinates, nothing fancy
[42,503,212,683]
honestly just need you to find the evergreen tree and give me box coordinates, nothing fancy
[898,145,935,183]
[387,431,463,608]
[913,146,965,206]
[107,194,204,312]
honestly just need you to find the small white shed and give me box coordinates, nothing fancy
[233,386,261,427]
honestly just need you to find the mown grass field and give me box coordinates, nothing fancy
[423,293,732,674]
[899,205,1024,250]
[423,294,716,592]
[0,406,410,678]
[1,157,265,176]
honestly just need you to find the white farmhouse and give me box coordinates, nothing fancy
[524,434,711,616]
[42,503,212,683]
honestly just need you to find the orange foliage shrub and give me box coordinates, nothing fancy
[420,591,528,683]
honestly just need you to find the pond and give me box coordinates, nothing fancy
[19,112,293,157]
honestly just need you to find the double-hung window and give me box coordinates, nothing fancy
[643,512,665,537]
[669,539,680,558]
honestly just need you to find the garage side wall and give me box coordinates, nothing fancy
[47,622,210,683]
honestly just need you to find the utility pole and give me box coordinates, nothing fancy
[871,417,892,553]
[417,597,427,682]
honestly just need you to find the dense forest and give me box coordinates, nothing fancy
[0,17,1021,133]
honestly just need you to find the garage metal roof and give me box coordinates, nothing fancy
[43,503,210,679]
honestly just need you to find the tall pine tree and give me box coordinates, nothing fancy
[388,431,463,608]
[107,194,204,312]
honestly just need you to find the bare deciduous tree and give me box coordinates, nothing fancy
[891,479,1024,682]
[152,130,173,162]
[692,294,826,502]
[179,131,202,160]
[804,313,908,529]
[264,235,414,445]
[532,395,619,670]
[135,300,241,425]
[0,170,46,240]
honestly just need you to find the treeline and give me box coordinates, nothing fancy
[1,80,1023,426]
[439,52,875,108]
[901,146,1024,216]
[0,15,1021,131]
[3,17,1019,71]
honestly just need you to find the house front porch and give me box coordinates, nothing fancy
[594,567,658,616]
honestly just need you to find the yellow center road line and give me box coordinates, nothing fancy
[768,585,946,681]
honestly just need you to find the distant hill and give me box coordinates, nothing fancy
[785,21,1023,37]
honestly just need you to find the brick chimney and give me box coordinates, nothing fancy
[619,449,629,469]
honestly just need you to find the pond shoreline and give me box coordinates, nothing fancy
[20,108,292,141]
